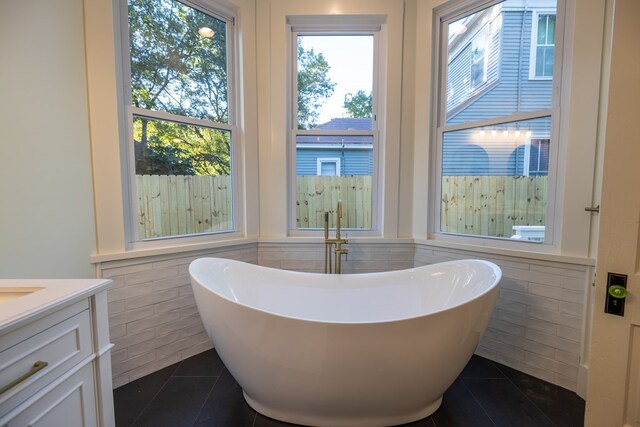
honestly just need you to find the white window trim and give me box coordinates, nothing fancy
[118,0,243,249]
[288,22,381,234]
[317,158,341,176]
[529,9,556,80]
[429,0,565,250]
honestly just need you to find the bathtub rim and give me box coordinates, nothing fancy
[189,257,502,326]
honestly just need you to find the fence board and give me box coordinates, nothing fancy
[480,176,489,236]
[496,177,506,237]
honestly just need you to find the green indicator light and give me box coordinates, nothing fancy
[608,285,628,299]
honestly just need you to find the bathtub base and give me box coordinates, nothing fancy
[243,391,443,427]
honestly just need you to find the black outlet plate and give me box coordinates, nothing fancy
[605,272,627,316]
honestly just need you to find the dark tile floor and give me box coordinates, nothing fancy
[113,349,585,427]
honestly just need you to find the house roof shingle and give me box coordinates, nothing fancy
[297,117,373,146]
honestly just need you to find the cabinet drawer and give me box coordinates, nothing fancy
[0,309,93,416]
[1,362,97,427]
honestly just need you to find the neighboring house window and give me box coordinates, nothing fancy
[526,139,550,176]
[530,11,556,79]
[317,158,341,176]
[470,28,488,91]
[445,7,501,118]
[291,24,378,231]
[433,0,559,242]
[122,0,236,241]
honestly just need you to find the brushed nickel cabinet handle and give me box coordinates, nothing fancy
[0,361,48,395]
[585,205,600,213]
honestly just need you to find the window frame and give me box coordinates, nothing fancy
[429,0,565,248]
[118,0,242,247]
[529,9,556,80]
[287,22,382,235]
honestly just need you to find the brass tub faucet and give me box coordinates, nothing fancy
[324,200,349,274]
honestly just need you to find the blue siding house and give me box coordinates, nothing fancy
[443,0,555,176]
[296,118,373,176]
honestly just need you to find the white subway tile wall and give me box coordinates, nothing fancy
[414,245,591,392]
[101,241,590,393]
[99,244,258,388]
[258,242,416,273]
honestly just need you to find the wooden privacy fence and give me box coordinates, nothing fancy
[136,175,232,239]
[296,175,372,229]
[441,176,547,238]
[137,174,544,238]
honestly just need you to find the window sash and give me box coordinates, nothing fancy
[289,29,380,233]
[431,0,563,246]
[120,0,238,244]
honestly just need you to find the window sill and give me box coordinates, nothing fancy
[415,237,594,267]
[90,235,257,264]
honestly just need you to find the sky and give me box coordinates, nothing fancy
[298,35,374,124]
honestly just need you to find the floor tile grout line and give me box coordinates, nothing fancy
[492,362,561,427]
[459,377,499,427]
[172,375,220,378]
[191,374,223,426]
[128,361,184,427]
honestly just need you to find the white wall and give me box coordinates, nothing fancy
[0,0,96,278]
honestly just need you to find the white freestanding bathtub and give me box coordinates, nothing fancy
[189,257,501,427]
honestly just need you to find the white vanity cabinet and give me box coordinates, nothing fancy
[0,279,114,427]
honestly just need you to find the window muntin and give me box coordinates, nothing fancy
[435,0,558,243]
[125,0,235,241]
[530,12,556,79]
[293,32,377,231]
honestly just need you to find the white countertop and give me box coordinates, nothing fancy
[0,279,112,334]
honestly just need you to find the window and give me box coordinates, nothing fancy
[470,27,488,90]
[123,0,236,241]
[530,11,556,79]
[446,6,501,118]
[526,138,550,176]
[291,29,377,230]
[433,0,559,242]
[317,158,341,176]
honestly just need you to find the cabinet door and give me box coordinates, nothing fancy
[2,363,97,427]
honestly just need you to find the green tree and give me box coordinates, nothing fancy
[128,0,230,175]
[297,39,336,129]
[343,90,373,118]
